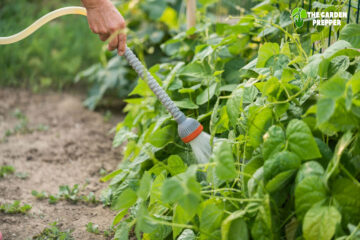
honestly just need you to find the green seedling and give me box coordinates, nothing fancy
[32,184,99,205]
[86,222,100,234]
[0,165,15,178]
[0,200,31,214]
[31,222,74,240]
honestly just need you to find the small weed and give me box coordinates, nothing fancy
[15,172,29,180]
[0,165,15,178]
[31,222,74,240]
[36,124,49,132]
[86,222,115,238]
[0,200,31,214]
[99,167,107,176]
[103,226,115,237]
[86,222,100,234]
[2,109,49,142]
[32,184,99,205]
[12,108,31,134]
[59,184,80,203]
[103,110,112,122]
[32,190,49,200]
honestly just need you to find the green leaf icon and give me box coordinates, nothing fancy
[292,8,307,28]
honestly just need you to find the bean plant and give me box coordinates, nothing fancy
[97,1,360,240]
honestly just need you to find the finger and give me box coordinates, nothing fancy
[99,34,109,41]
[108,33,119,51]
[117,33,126,55]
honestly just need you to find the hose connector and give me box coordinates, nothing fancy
[178,117,203,143]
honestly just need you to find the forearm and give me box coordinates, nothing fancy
[81,0,111,9]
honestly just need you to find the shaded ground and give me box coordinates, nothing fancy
[0,88,123,239]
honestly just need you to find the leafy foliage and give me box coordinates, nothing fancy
[97,0,360,238]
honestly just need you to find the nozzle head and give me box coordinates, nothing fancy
[178,117,203,143]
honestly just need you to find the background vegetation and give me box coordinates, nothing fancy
[0,0,102,91]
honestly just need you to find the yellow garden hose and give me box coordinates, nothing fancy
[0,6,87,45]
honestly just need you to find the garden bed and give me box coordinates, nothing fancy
[0,88,122,239]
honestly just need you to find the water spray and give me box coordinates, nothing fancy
[0,7,213,163]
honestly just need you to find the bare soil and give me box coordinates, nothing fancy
[0,88,123,239]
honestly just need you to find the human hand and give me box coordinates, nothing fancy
[82,0,126,55]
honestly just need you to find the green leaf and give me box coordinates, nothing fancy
[226,88,242,128]
[136,203,157,235]
[227,86,259,127]
[266,169,297,193]
[323,40,352,59]
[247,167,264,196]
[149,124,176,148]
[212,141,237,181]
[248,107,273,148]
[199,203,224,238]
[114,221,129,240]
[303,54,323,78]
[100,169,122,182]
[161,178,184,204]
[150,171,166,206]
[329,56,350,77]
[316,98,335,124]
[244,155,263,186]
[221,211,248,240]
[177,229,196,240]
[325,131,353,185]
[112,188,137,211]
[286,119,321,160]
[348,71,360,94]
[251,215,272,240]
[167,155,186,176]
[212,105,229,134]
[264,151,301,181]
[148,224,172,240]
[194,45,214,61]
[173,204,195,239]
[332,178,360,225]
[303,206,341,240]
[263,126,286,160]
[262,77,280,100]
[142,0,167,20]
[196,83,217,105]
[256,42,280,68]
[314,138,333,168]
[319,74,346,99]
[162,166,201,213]
[112,209,128,226]
[339,24,360,48]
[179,177,202,214]
[295,161,324,185]
[138,171,152,200]
[174,99,199,109]
[295,176,328,220]
[113,127,137,148]
[179,62,211,82]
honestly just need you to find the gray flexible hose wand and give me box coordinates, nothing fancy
[123,46,203,143]
[124,47,185,124]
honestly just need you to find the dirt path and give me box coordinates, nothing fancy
[0,89,123,239]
